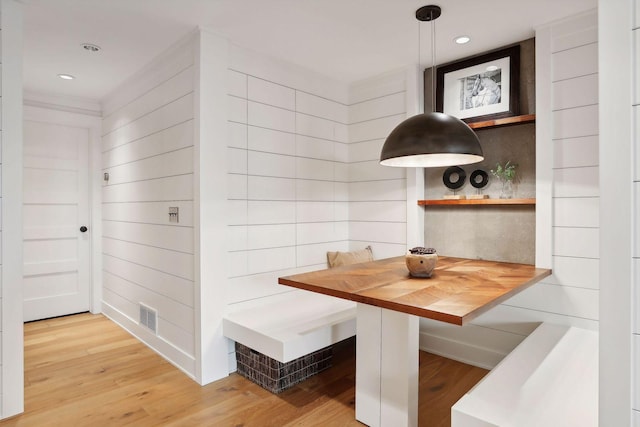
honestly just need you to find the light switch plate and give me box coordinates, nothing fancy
[169,207,179,223]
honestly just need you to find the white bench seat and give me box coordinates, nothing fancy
[452,322,598,427]
[223,290,356,363]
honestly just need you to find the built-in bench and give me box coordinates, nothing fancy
[452,322,598,427]
[223,289,356,392]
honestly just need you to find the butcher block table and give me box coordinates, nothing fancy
[279,256,551,427]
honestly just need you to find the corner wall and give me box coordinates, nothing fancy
[101,35,198,377]
[0,0,23,419]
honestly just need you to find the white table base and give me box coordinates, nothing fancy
[355,303,419,427]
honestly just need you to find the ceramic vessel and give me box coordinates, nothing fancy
[405,251,438,278]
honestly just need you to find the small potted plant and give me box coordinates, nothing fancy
[490,161,517,199]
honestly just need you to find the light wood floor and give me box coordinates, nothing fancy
[1,313,487,426]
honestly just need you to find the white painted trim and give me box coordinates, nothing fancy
[193,28,230,385]
[535,25,553,270]
[1,0,24,419]
[598,0,633,425]
[418,331,507,371]
[23,90,101,117]
[23,105,103,315]
[102,302,197,378]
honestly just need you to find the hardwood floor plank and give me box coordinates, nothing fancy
[1,313,488,426]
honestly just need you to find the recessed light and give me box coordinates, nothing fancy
[81,43,101,52]
[454,35,470,44]
[486,65,499,72]
[58,74,75,80]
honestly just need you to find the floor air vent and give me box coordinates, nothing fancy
[139,304,157,334]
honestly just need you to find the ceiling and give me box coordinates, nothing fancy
[21,0,597,104]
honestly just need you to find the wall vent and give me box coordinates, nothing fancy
[139,303,157,334]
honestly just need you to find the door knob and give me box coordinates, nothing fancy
[80,226,88,233]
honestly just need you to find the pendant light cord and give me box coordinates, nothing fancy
[431,9,436,113]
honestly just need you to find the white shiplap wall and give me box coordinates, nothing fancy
[101,38,198,376]
[347,70,408,258]
[0,0,23,419]
[633,0,640,421]
[416,13,600,369]
[225,45,349,308]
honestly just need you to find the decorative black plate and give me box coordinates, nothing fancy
[443,166,466,190]
[470,169,489,189]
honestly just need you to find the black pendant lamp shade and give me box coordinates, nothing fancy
[379,4,484,168]
[380,112,484,167]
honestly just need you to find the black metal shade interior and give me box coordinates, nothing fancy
[379,112,484,167]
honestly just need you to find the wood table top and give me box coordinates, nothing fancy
[279,256,551,326]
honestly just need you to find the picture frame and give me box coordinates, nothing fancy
[435,45,520,123]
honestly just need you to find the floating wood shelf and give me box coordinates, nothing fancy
[418,198,536,206]
[468,114,536,130]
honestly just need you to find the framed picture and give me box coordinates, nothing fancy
[435,45,520,123]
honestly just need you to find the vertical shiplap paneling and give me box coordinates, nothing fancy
[347,71,408,259]
[633,0,640,414]
[226,49,350,306]
[101,38,196,376]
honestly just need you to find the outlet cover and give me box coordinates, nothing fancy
[169,206,179,223]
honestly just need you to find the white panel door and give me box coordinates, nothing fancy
[23,120,90,321]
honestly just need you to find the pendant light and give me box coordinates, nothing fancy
[380,5,483,168]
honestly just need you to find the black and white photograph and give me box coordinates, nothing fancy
[436,46,520,123]
[459,69,502,110]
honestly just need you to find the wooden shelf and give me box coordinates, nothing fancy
[468,114,536,130]
[418,198,536,206]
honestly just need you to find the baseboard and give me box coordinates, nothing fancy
[102,302,197,380]
[419,331,509,370]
